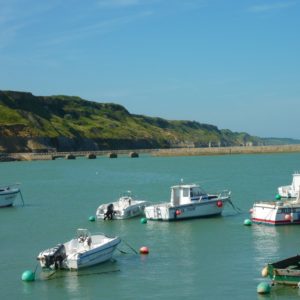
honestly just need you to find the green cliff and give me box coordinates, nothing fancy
[0,90,289,153]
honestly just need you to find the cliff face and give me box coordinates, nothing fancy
[0,90,265,153]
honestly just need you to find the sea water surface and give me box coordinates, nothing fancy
[1,153,300,299]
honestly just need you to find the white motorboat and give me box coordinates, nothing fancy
[278,172,300,198]
[37,229,121,270]
[96,191,149,220]
[144,182,231,221]
[0,184,22,207]
[250,193,300,225]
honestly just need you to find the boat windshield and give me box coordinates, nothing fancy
[190,187,207,197]
[76,229,91,239]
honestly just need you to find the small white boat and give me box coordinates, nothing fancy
[96,191,149,220]
[278,172,300,198]
[144,182,231,221]
[37,229,121,270]
[250,193,300,225]
[0,184,22,207]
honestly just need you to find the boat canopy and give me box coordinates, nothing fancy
[170,184,208,206]
[292,173,300,191]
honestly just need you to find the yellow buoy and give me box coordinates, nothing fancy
[261,266,269,277]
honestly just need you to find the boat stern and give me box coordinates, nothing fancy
[144,204,171,220]
[37,244,67,269]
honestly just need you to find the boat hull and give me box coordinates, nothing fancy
[266,255,300,286]
[0,187,20,207]
[144,198,229,221]
[38,233,121,270]
[96,200,149,220]
[66,237,121,270]
[251,201,300,225]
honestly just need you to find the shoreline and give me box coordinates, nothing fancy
[1,144,300,161]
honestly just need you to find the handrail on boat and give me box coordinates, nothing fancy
[218,190,231,198]
[0,183,21,190]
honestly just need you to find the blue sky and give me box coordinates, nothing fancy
[1,0,299,139]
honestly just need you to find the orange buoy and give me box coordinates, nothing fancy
[140,246,149,254]
[216,200,223,208]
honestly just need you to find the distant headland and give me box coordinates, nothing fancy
[1,90,300,156]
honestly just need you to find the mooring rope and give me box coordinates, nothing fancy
[19,190,25,206]
[228,199,243,213]
[120,239,138,254]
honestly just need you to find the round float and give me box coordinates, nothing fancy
[261,266,269,277]
[175,210,182,216]
[244,219,252,226]
[21,270,35,282]
[140,246,149,254]
[89,216,96,222]
[140,217,148,224]
[285,214,292,221]
[257,282,271,294]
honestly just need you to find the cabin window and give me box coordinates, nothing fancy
[191,187,204,197]
[172,188,180,206]
[183,188,189,197]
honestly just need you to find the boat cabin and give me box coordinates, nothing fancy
[170,184,208,206]
[291,173,300,191]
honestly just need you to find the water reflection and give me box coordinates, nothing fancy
[252,224,281,266]
[37,262,120,298]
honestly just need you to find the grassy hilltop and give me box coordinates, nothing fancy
[0,90,291,153]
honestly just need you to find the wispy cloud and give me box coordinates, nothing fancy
[42,10,153,47]
[0,1,62,49]
[248,1,297,13]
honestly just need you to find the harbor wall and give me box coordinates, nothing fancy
[1,144,300,161]
[152,144,300,156]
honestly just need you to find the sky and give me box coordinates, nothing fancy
[1,0,300,139]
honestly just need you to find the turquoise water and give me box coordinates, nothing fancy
[1,153,300,299]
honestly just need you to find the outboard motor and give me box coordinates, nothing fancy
[104,203,114,220]
[39,244,67,269]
